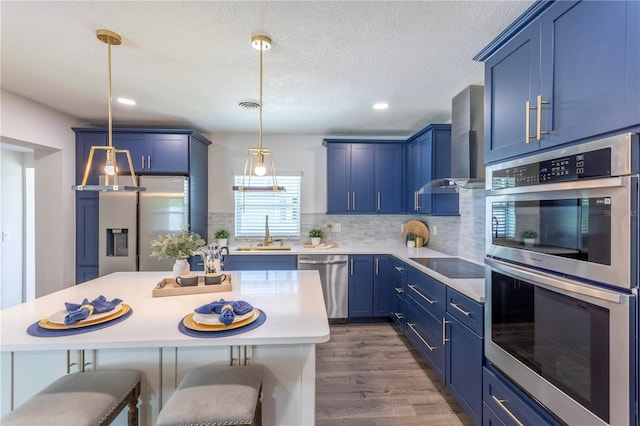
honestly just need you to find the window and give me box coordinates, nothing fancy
[234,175,301,238]
[492,201,516,238]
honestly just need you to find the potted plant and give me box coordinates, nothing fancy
[521,229,537,247]
[215,228,230,247]
[309,228,325,246]
[406,233,415,248]
[151,225,206,278]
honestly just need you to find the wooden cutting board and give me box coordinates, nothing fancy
[403,220,430,244]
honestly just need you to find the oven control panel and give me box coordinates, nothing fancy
[491,148,611,189]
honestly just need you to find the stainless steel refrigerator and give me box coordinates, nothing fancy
[98,175,189,275]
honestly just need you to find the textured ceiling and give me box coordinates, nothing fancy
[1,1,533,137]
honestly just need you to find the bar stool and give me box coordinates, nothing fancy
[1,369,142,426]
[156,364,263,426]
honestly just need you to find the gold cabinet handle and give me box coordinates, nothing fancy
[536,95,549,140]
[492,395,524,426]
[449,302,471,316]
[525,100,536,144]
[407,323,435,351]
[408,285,435,304]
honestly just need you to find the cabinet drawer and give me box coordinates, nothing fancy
[390,293,404,327]
[483,367,556,426]
[446,288,483,336]
[406,298,445,381]
[406,268,446,322]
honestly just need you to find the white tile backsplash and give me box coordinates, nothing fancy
[207,188,486,264]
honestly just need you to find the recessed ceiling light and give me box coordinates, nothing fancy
[373,102,389,110]
[238,99,261,110]
[117,97,136,106]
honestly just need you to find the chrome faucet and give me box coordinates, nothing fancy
[264,215,272,246]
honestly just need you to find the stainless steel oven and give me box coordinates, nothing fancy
[484,133,639,425]
[486,133,639,290]
[485,258,635,425]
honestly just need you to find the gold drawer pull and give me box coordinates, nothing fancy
[492,395,524,426]
[525,100,536,144]
[407,323,435,351]
[536,95,549,140]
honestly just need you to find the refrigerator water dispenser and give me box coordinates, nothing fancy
[107,229,129,257]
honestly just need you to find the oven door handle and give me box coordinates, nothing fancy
[486,176,627,196]
[485,258,630,304]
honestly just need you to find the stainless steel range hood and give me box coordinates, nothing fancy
[420,85,484,193]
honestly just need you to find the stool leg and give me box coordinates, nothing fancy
[127,382,141,426]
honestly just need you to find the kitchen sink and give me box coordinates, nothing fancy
[236,246,292,251]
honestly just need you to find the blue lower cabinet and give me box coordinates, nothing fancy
[483,367,560,426]
[482,403,507,426]
[445,312,483,425]
[348,255,375,317]
[223,255,297,271]
[389,259,406,326]
[406,297,445,382]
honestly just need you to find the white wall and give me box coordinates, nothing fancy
[1,90,87,296]
[206,133,327,213]
[0,149,25,307]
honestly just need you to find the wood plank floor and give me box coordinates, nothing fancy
[316,322,473,426]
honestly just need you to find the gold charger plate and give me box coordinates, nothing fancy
[38,304,131,330]
[182,308,259,332]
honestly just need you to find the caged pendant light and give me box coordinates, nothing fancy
[72,29,145,192]
[232,35,285,192]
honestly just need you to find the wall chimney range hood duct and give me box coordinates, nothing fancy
[419,85,484,194]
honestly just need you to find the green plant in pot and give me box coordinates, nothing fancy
[150,225,206,278]
[309,228,325,246]
[521,229,537,246]
[406,233,416,248]
[215,228,230,247]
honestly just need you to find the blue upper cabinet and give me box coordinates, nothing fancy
[325,140,402,214]
[483,24,541,162]
[114,132,189,174]
[539,0,640,149]
[479,0,640,163]
[405,124,458,215]
[374,144,403,213]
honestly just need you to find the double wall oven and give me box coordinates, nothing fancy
[485,133,639,425]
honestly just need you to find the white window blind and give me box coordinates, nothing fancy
[234,175,301,238]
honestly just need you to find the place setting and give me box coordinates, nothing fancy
[178,298,266,338]
[27,295,132,337]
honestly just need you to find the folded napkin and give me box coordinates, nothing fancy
[194,299,254,326]
[64,295,122,326]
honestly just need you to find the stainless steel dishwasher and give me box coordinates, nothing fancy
[297,254,348,322]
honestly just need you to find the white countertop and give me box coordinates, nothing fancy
[229,243,486,302]
[0,270,330,352]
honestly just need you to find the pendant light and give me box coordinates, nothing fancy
[232,35,285,192]
[72,29,145,192]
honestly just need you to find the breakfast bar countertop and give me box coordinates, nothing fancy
[0,270,330,352]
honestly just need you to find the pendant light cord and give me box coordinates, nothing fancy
[107,37,113,149]
[258,39,263,151]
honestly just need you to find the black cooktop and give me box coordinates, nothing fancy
[409,257,484,279]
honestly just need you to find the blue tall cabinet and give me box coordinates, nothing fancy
[74,128,211,283]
